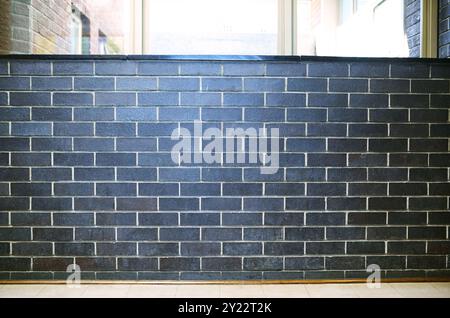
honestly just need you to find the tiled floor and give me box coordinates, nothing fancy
[0,282,449,298]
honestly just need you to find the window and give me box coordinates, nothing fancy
[0,0,444,58]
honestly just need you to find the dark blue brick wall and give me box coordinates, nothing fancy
[0,57,449,281]
[440,0,450,58]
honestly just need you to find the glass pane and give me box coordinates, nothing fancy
[297,0,410,57]
[146,0,278,55]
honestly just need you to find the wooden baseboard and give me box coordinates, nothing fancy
[0,277,449,285]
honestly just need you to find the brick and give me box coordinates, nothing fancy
[33,258,73,271]
[202,228,242,241]
[138,62,178,75]
[307,154,346,167]
[97,183,136,196]
[408,227,447,239]
[348,183,387,196]
[12,243,52,256]
[243,257,283,271]
[181,92,221,106]
[160,258,200,271]
[138,92,178,106]
[74,108,115,121]
[370,109,408,122]
[54,153,94,166]
[116,77,157,91]
[329,79,368,92]
[32,108,72,121]
[287,108,327,122]
[287,138,325,152]
[350,94,389,108]
[267,63,306,76]
[11,183,51,196]
[308,62,348,77]
[74,198,115,211]
[10,61,51,75]
[96,61,136,75]
[348,212,386,225]
[328,109,367,122]
[0,258,31,271]
[32,168,71,181]
[328,168,367,181]
[309,212,345,227]
[96,213,136,226]
[74,138,114,151]
[160,228,200,241]
[181,243,221,256]
[32,198,72,211]
[203,108,242,121]
[223,243,262,256]
[75,228,115,241]
[285,227,324,241]
[308,94,348,107]
[138,123,178,136]
[367,256,405,269]
[0,108,30,121]
[430,154,450,167]
[388,212,427,225]
[97,243,137,256]
[287,78,326,92]
[96,153,136,166]
[370,79,409,93]
[328,138,367,152]
[369,197,406,210]
[55,243,94,256]
[74,168,114,181]
[306,242,345,255]
[0,77,29,90]
[200,197,241,211]
[118,258,157,271]
[203,257,242,271]
[117,168,157,181]
[350,63,389,77]
[349,124,388,137]
[11,213,50,226]
[32,77,72,90]
[181,183,221,196]
[410,139,448,152]
[139,212,179,226]
[96,92,136,106]
[264,213,304,226]
[202,168,242,181]
[222,213,262,226]
[390,64,429,78]
[53,61,93,75]
[409,197,448,210]
[265,242,304,255]
[223,93,264,106]
[53,213,94,226]
[116,107,156,121]
[326,227,366,240]
[76,257,116,271]
[139,183,179,196]
[327,198,366,211]
[117,198,157,211]
[410,168,447,181]
[243,169,283,182]
[96,123,136,137]
[160,198,199,211]
[429,183,450,195]
[245,108,284,122]
[390,124,429,137]
[389,183,427,195]
[223,63,265,76]
[369,168,408,181]
[160,107,199,121]
[326,256,365,270]
[33,228,73,241]
[285,257,324,270]
[369,139,408,152]
[308,123,347,136]
[390,94,429,108]
[389,154,428,167]
[139,243,179,256]
[0,168,29,181]
[0,228,31,241]
[286,168,326,182]
[428,241,450,254]
[244,78,285,92]
[74,77,114,91]
[264,183,304,196]
[431,94,450,108]
[54,123,94,136]
[407,256,446,269]
[159,78,199,91]
[347,242,385,256]
[307,183,346,196]
[53,93,92,106]
[181,213,220,226]
[367,227,407,240]
[0,138,29,151]
[244,198,283,211]
[10,92,51,106]
[116,228,158,241]
[180,62,221,76]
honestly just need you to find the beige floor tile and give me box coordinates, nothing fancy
[0,285,46,298]
[220,285,265,298]
[261,284,310,298]
[81,285,130,298]
[430,282,450,296]
[390,283,448,298]
[36,285,90,298]
[127,285,178,298]
[175,285,221,298]
[350,283,402,298]
[305,283,360,298]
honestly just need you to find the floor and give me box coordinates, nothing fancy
[0,282,449,298]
